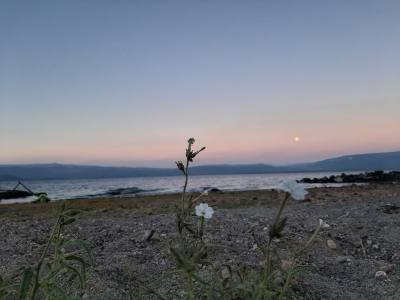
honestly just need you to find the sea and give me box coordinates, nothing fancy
[0,172,357,204]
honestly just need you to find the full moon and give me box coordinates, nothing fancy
[294,136,300,142]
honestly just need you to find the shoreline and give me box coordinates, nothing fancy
[1,183,400,219]
[0,183,355,205]
[0,170,374,204]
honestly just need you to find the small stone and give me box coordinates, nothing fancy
[221,267,231,279]
[273,276,284,286]
[391,254,400,261]
[375,270,387,280]
[319,219,330,229]
[252,244,258,250]
[141,229,155,242]
[335,256,352,264]
[327,239,337,250]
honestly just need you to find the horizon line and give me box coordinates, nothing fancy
[1,149,399,169]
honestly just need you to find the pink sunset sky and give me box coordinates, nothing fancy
[1,1,400,167]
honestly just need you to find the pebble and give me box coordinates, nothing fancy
[335,256,352,264]
[141,229,155,242]
[221,266,231,279]
[327,239,337,250]
[375,270,387,280]
[372,244,380,250]
[320,220,330,229]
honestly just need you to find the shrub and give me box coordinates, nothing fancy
[0,204,92,300]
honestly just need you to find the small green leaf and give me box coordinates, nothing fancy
[64,239,93,265]
[19,267,34,299]
[61,217,76,225]
[45,283,73,300]
[64,265,84,288]
[65,255,86,264]
[63,209,82,217]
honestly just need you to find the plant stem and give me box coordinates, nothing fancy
[272,193,290,227]
[265,193,289,284]
[280,269,294,299]
[198,216,205,239]
[295,222,322,257]
[30,215,61,300]
[264,238,273,286]
[186,272,194,300]
[181,150,190,215]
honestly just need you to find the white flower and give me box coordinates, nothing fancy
[278,180,308,200]
[195,203,214,219]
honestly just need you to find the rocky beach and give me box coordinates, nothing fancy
[1,183,400,299]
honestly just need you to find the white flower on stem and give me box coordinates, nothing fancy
[278,180,308,200]
[195,203,214,219]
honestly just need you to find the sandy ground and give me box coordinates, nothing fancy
[1,183,400,299]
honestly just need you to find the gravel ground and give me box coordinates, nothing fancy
[1,184,400,299]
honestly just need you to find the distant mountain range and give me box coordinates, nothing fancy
[0,151,399,181]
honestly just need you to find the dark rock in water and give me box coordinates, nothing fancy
[298,170,400,184]
[91,187,161,197]
[301,177,313,184]
[0,190,33,200]
[200,187,223,193]
[106,187,145,196]
[82,187,160,198]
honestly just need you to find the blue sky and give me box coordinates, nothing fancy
[1,1,400,166]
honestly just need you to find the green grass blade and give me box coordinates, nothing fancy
[19,267,34,300]
[63,239,93,265]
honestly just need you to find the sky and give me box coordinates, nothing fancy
[1,1,400,167]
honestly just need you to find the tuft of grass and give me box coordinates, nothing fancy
[0,203,92,300]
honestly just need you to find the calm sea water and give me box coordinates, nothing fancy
[0,172,355,204]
